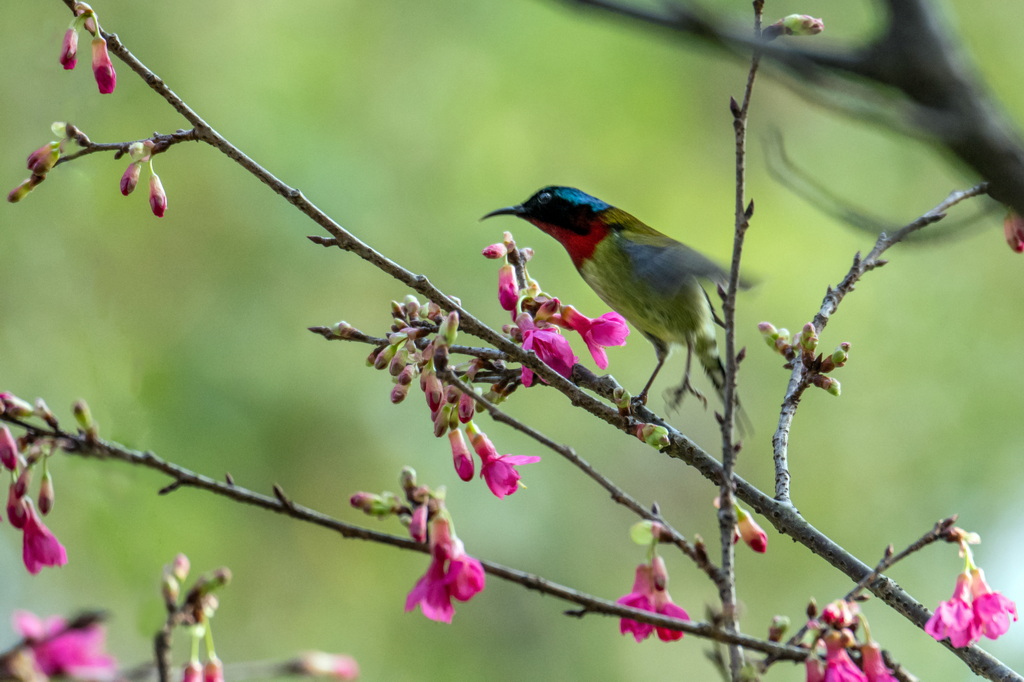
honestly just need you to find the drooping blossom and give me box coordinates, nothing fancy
[13,611,117,679]
[516,313,576,387]
[969,567,1018,641]
[616,556,689,642]
[22,499,68,574]
[90,37,116,94]
[183,661,203,682]
[924,571,979,648]
[404,514,485,623]
[466,424,540,499]
[557,305,629,369]
[859,642,897,682]
[821,631,867,682]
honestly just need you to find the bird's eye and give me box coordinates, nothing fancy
[536,191,552,205]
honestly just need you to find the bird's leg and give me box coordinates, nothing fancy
[635,354,667,405]
[666,346,707,411]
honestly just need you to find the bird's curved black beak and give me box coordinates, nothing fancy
[480,205,524,221]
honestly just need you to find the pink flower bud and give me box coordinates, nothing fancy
[60,28,79,70]
[91,37,116,94]
[120,162,141,195]
[203,658,224,682]
[481,243,507,259]
[38,471,55,515]
[0,426,18,471]
[448,429,474,481]
[457,390,476,423]
[8,176,44,203]
[7,487,28,529]
[149,174,168,217]
[182,661,202,682]
[497,264,518,312]
[409,504,428,543]
[295,651,360,680]
[736,507,767,553]
[27,142,60,175]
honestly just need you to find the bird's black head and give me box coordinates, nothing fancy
[481,186,611,232]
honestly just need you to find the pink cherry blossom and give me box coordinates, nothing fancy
[859,642,897,682]
[821,632,867,682]
[558,306,629,369]
[22,499,68,574]
[969,567,1018,640]
[405,515,485,623]
[925,571,979,648]
[467,426,540,499]
[13,611,116,679]
[616,557,689,642]
[516,314,577,387]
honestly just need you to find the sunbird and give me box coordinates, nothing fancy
[482,186,739,407]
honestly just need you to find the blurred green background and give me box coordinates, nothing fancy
[1,1,1022,680]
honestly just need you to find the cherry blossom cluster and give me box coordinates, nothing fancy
[759,322,849,396]
[351,469,485,623]
[59,3,117,94]
[483,231,629,387]
[0,394,67,575]
[3,611,116,681]
[802,600,897,682]
[615,522,690,642]
[348,298,540,498]
[923,527,1017,648]
[159,555,233,682]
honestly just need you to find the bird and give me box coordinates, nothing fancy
[482,186,740,409]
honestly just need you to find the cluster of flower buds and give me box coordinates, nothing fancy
[159,554,232,682]
[0,393,68,575]
[119,140,168,216]
[352,469,485,623]
[350,467,443,541]
[762,14,825,41]
[61,3,116,94]
[759,322,849,396]
[924,526,1017,649]
[485,232,629,385]
[803,600,897,682]
[7,123,72,204]
[617,521,690,642]
[712,497,768,554]
[352,297,541,498]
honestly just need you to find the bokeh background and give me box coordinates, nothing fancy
[1,1,1022,680]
